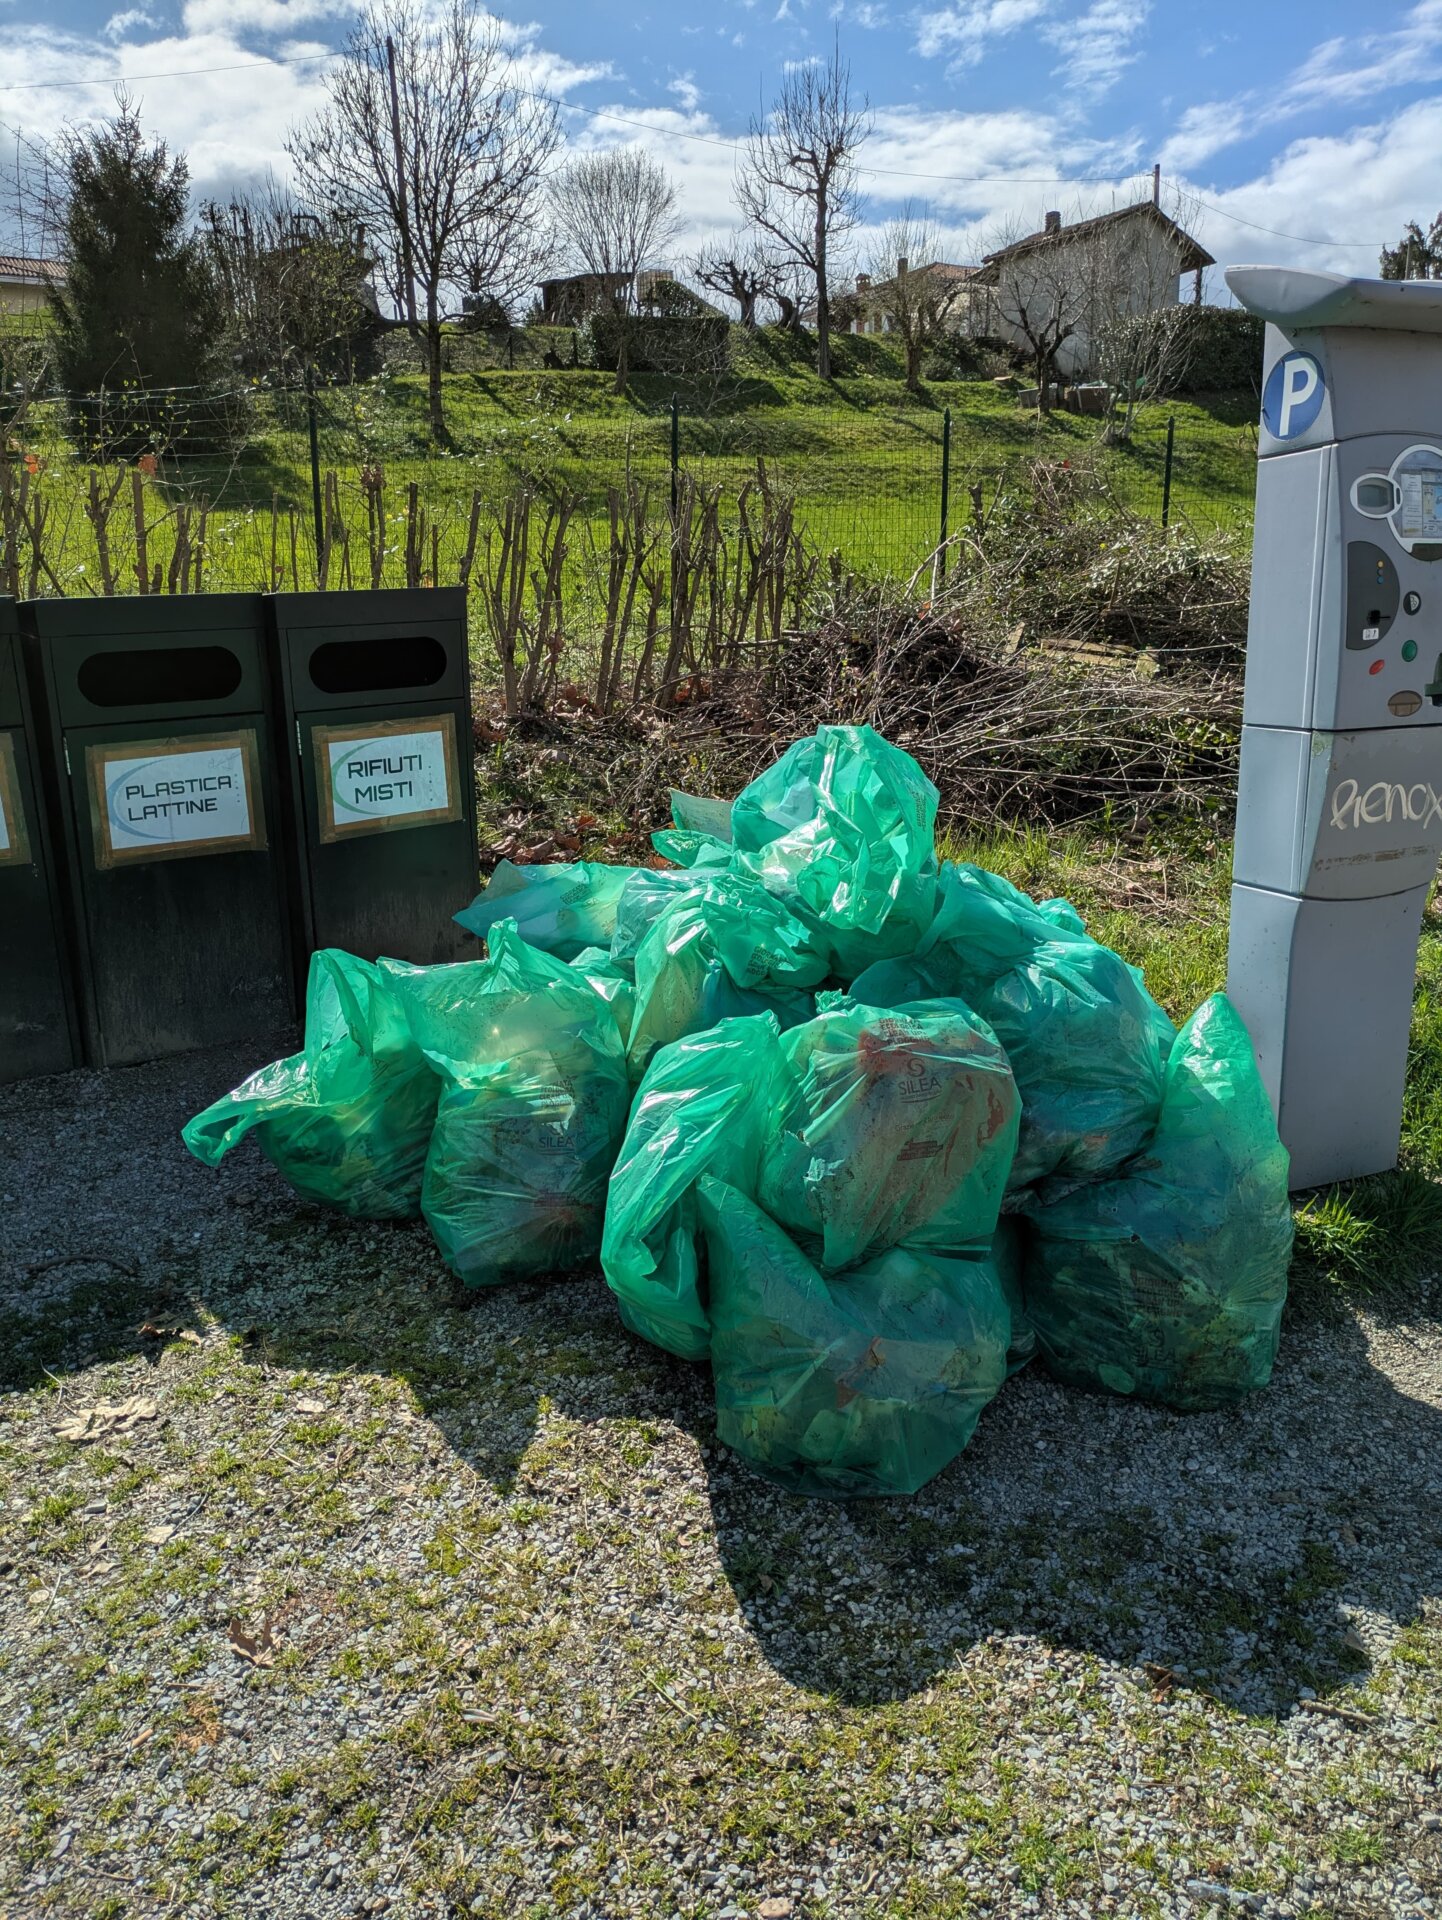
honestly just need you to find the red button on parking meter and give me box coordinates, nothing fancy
[1369,659,1386,675]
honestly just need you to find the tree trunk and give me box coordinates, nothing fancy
[739,288,756,328]
[906,338,923,393]
[614,313,630,397]
[775,294,800,332]
[815,191,830,380]
[424,288,446,442]
[1034,345,1051,414]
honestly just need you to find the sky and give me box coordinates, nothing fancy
[1,0,1440,296]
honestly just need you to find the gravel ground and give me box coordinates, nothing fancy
[2,1040,1441,1920]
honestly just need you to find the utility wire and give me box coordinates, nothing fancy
[0,45,1388,250]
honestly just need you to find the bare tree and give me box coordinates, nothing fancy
[0,124,64,420]
[867,206,968,392]
[288,0,559,440]
[548,147,679,396]
[978,192,1207,424]
[975,210,1089,413]
[737,41,870,379]
[201,182,377,382]
[1082,190,1205,441]
[693,236,769,328]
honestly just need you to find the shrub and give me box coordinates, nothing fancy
[577,311,731,379]
[1125,305,1265,398]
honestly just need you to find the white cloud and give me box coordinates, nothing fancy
[105,8,156,41]
[914,0,1053,70]
[1280,0,1442,111]
[1044,0,1149,96]
[179,0,349,34]
[1183,96,1442,281]
[1158,101,1246,172]
[668,74,702,112]
[829,0,889,24]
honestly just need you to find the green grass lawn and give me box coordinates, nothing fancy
[11,326,1258,605]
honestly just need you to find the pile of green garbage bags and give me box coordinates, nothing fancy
[185,724,1293,1498]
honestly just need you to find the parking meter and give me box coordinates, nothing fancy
[1226,267,1442,1188]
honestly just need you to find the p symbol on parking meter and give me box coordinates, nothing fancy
[1262,350,1326,441]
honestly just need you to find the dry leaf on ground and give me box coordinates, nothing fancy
[142,1525,175,1546]
[294,1397,327,1416]
[227,1616,276,1667]
[54,1397,160,1444]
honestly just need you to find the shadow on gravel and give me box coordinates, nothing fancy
[4,1043,1440,1727]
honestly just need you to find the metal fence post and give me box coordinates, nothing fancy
[1161,414,1176,529]
[305,364,324,558]
[938,406,952,584]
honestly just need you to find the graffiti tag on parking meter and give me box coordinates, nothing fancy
[317,716,461,842]
[1263,351,1326,442]
[1330,777,1442,830]
[89,733,264,868]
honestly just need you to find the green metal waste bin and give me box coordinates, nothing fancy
[22,596,295,1067]
[0,600,80,1082]
[267,587,476,973]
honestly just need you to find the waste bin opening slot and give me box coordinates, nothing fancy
[308,635,447,694]
[77,645,244,708]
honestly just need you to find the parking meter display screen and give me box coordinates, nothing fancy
[1397,453,1442,541]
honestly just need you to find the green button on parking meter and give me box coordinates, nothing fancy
[0,601,80,1082]
[267,588,476,979]
[22,596,296,1068]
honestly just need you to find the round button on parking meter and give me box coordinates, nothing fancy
[1369,659,1386,675]
[1405,591,1422,615]
[1403,639,1419,662]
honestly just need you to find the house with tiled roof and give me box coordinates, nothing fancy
[0,255,63,317]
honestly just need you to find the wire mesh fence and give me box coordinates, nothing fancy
[0,380,1258,610]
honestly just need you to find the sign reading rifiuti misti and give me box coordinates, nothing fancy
[315,715,462,843]
[88,732,266,868]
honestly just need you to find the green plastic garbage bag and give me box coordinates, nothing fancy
[608,868,701,967]
[729,725,940,979]
[182,949,439,1220]
[569,947,636,1048]
[454,859,639,961]
[1024,994,1293,1411]
[601,1016,782,1360]
[652,788,734,871]
[670,789,734,840]
[757,994,1020,1271]
[852,863,1173,1189]
[625,873,826,1081]
[392,920,631,1287]
[990,1216,1034,1375]
[602,996,1020,1358]
[700,1176,1012,1497]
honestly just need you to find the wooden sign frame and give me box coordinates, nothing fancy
[313,713,463,845]
[86,729,267,870]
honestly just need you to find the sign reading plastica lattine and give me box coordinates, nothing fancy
[316,716,461,843]
[88,732,264,868]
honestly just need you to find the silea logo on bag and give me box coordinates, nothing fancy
[1329,777,1442,830]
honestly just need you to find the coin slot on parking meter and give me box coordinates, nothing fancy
[0,600,80,1082]
[267,587,476,977]
[22,595,295,1068]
